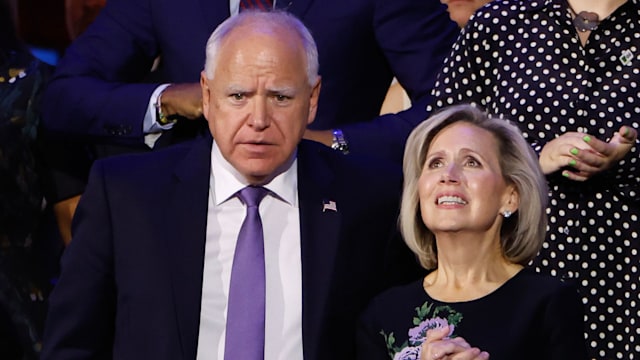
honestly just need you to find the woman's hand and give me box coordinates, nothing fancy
[419,325,489,360]
[539,126,637,181]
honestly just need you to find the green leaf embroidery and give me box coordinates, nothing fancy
[381,300,464,359]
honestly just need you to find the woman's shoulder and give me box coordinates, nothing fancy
[469,0,550,28]
[506,268,580,300]
[359,279,430,330]
[474,0,547,14]
[365,278,427,312]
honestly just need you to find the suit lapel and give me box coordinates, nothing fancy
[297,141,342,359]
[163,136,213,360]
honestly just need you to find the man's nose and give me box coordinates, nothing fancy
[248,97,270,130]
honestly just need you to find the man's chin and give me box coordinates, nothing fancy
[237,163,277,185]
[240,157,294,185]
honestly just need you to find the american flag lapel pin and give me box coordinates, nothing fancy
[322,199,337,212]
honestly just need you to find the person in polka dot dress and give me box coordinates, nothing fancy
[428,0,640,359]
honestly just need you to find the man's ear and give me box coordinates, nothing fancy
[200,71,210,120]
[307,77,321,125]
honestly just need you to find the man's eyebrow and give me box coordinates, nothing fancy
[267,86,296,95]
[224,84,250,93]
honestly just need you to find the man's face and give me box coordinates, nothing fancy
[201,24,321,184]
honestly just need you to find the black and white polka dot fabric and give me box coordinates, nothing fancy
[429,0,640,358]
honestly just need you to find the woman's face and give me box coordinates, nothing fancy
[440,0,491,28]
[418,122,516,236]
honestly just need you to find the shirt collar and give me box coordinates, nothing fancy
[210,140,298,207]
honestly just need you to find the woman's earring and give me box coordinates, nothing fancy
[502,210,512,218]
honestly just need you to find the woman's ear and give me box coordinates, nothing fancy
[502,183,520,215]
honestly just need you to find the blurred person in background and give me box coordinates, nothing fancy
[1,0,56,357]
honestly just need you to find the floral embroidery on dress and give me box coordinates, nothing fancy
[380,301,463,360]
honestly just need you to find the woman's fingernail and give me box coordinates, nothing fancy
[569,159,577,166]
[570,148,579,155]
[583,135,591,142]
[562,171,570,178]
[623,126,630,136]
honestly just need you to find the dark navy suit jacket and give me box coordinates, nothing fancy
[41,0,458,163]
[41,138,423,359]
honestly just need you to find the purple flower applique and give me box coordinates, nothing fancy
[393,345,421,360]
[380,301,463,359]
[408,317,454,344]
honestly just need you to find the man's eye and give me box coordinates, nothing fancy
[274,94,289,102]
[231,93,244,100]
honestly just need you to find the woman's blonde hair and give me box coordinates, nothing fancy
[400,104,548,269]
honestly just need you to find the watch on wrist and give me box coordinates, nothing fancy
[331,129,349,154]
[155,92,179,126]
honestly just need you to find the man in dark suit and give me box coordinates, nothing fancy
[42,0,458,245]
[41,11,421,359]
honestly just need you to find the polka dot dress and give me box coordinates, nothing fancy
[429,1,640,358]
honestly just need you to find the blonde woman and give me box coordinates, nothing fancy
[357,105,587,360]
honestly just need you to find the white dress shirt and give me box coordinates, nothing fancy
[196,141,303,359]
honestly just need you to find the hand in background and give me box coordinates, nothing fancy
[160,83,203,120]
[608,125,638,160]
[303,128,333,147]
[419,326,489,360]
[539,131,596,176]
[539,126,637,181]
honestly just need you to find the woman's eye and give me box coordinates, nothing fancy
[428,159,443,169]
[465,158,480,167]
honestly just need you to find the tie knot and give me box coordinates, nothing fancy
[237,186,269,207]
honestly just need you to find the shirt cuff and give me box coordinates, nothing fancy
[144,83,173,134]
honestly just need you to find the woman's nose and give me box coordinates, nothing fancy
[439,164,460,183]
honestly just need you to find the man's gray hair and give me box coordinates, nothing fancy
[203,10,320,86]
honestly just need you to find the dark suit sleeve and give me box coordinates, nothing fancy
[41,0,159,143]
[543,282,588,360]
[342,96,432,164]
[341,0,458,162]
[41,161,116,359]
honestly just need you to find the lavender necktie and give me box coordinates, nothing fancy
[239,0,274,11]
[224,186,269,360]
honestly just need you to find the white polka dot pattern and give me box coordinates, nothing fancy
[430,1,640,358]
